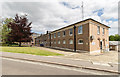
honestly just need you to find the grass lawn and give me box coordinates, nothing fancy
[1,47,63,56]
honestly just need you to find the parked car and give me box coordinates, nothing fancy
[40,44,44,47]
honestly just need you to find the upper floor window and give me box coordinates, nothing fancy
[63,31,66,37]
[69,28,73,36]
[78,39,83,44]
[58,32,60,37]
[69,39,73,44]
[97,26,100,34]
[102,28,105,35]
[54,33,56,38]
[78,26,83,34]
[49,34,50,39]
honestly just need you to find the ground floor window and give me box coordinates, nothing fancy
[54,41,56,44]
[78,39,83,44]
[63,40,66,44]
[51,42,53,44]
[69,39,73,44]
[58,40,60,44]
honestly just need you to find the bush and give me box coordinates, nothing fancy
[0,43,18,46]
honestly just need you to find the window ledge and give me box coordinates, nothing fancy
[78,33,83,35]
[69,34,73,36]
[78,43,83,44]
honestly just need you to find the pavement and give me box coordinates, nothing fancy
[2,58,90,75]
[36,47,118,64]
[1,52,119,74]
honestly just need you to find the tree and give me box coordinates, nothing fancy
[109,34,120,41]
[8,14,32,46]
[0,18,13,43]
[109,35,115,41]
[114,34,120,41]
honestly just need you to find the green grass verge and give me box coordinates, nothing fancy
[1,47,63,56]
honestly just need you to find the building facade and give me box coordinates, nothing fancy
[35,18,110,53]
[22,33,40,46]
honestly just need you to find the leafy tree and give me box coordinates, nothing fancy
[8,14,32,46]
[109,34,120,41]
[0,18,13,43]
[109,35,115,41]
[114,34,120,41]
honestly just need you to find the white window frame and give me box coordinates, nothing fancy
[58,32,60,37]
[78,25,83,34]
[69,29,73,36]
[102,28,105,35]
[58,40,60,44]
[69,39,73,44]
[54,41,56,44]
[78,39,83,44]
[54,33,56,38]
[48,34,50,39]
[97,26,100,35]
[63,40,66,44]
[63,31,66,37]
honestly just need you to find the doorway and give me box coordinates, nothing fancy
[100,41,102,50]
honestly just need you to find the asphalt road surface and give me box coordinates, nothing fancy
[2,58,92,75]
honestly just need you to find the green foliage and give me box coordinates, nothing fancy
[0,42,18,46]
[109,34,120,41]
[1,18,13,43]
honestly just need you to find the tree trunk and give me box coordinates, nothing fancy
[19,42,21,47]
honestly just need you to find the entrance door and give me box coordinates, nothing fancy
[100,41,102,50]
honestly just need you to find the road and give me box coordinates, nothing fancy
[2,58,91,75]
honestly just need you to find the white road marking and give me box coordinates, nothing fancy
[2,57,112,75]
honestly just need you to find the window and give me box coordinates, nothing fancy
[54,41,56,44]
[63,40,66,44]
[78,26,83,34]
[58,40,60,44]
[78,39,83,44]
[63,31,66,37]
[69,39,73,44]
[102,28,105,35]
[51,34,53,39]
[49,34,50,39]
[69,29,73,36]
[97,26,100,34]
[54,33,56,38]
[58,32,60,37]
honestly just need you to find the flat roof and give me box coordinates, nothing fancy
[50,18,110,33]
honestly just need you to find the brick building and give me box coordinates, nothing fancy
[35,18,110,53]
[22,33,40,46]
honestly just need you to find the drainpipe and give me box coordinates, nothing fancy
[74,25,76,52]
[49,33,51,47]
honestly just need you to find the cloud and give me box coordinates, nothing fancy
[1,0,119,35]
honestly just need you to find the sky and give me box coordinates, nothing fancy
[0,0,119,35]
